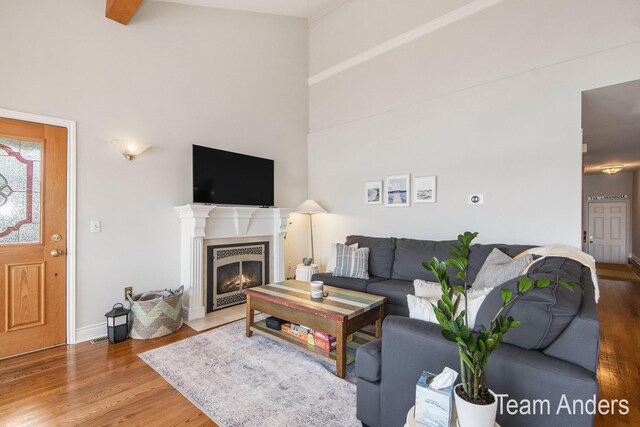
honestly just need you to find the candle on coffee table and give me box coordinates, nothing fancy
[310,281,324,299]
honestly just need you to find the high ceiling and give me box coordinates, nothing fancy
[582,79,640,175]
[150,0,347,20]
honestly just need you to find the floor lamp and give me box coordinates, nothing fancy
[294,199,327,264]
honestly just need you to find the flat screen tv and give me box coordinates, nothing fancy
[192,145,274,206]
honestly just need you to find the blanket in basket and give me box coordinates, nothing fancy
[128,286,184,339]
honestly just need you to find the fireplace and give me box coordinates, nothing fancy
[176,204,289,321]
[206,241,269,311]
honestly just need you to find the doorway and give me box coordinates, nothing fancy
[0,116,71,358]
[582,79,640,277]
[587,201,627,263]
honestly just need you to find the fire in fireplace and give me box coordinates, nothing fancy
[206,241,269,312]
[216,262,262,294]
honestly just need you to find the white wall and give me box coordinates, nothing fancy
[0,0,308,335]
[308,0,640,270]
[309,0,473,75]
[582,172,634,256]
[633,171,640,263]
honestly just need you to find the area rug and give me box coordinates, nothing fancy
[139,317,360,427]
[596,262,640,283]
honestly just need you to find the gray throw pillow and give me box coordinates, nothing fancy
[471,248,532,290]
[334,243,370,280]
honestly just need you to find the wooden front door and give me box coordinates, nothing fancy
[588,201,628,263]
[0,117,67,359]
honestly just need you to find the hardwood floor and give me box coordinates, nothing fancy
[0,281,638,426]
[0,325,215,426]
[593,279,640,427]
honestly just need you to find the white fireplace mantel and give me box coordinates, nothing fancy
[176,204,291,320]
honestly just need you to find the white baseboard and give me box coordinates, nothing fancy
[75,322,107,343]
[631,254,640,268]
[183,305,206,321]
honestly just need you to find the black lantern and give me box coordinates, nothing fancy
[105,303,130,343]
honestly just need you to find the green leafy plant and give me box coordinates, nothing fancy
[422,232,576,404]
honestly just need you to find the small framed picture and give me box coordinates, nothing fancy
[365,181,383,204]
[385,174,410,207]
[414,176,437,203]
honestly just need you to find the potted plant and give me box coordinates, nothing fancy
[423,232,575,427]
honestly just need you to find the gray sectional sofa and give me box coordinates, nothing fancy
[312,235,600,427]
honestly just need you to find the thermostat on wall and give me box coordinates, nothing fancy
[468,194,484,205]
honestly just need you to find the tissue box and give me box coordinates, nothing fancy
[415,371,454,427]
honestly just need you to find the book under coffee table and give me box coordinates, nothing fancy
[244,280,386,379]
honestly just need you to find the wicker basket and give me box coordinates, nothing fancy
[127,286,184,339]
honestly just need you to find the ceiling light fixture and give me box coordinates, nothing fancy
[111,139,151,161]
[600,165,623,175]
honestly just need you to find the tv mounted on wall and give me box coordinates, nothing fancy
[192,144,274,206]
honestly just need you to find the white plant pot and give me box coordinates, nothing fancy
[454,385,497,427]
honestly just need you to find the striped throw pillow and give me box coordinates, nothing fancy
[334,243,370,279]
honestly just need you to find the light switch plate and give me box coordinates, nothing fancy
[90,220,101,233]
[468,194,484,205]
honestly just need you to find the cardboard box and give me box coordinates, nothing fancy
[313,334,337,352]
[312,330,333,341]
[415,371,454,427]
[312,330,350,343]
[281,323,309,342]
[292,324,311,335]
[281,323,292,335]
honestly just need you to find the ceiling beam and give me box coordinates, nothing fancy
[105,0,144,25]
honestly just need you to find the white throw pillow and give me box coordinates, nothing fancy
[472,248,533,290]
[407,294,439,323]
[465,287,494,329]
[413,279,442,298]
[326,242,358,273]
[408,287,494,329]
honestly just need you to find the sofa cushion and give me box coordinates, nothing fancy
[346,235,396,279]
[356,339,382,382]
[367,279,414,307]
[475,257,583,350]
[391,238,459,284]
[386,304,409,317]
[543,266,600,373]
[311,272,385,293]
[468,244,534,287]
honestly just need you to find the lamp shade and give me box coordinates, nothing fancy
[111,139,151,160]
[294,199,327,214]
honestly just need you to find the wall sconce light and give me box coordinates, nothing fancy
[600,165,623,175]
[111,139,151,161]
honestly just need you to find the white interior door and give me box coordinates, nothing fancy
[588,202,627,263]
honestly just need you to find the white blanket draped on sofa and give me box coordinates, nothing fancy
[515,244,599,302]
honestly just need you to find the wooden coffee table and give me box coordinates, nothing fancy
[244,280,386,378]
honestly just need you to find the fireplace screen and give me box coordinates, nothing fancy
[207,241,269,312]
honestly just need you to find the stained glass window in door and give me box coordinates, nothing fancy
[0,138,42,244]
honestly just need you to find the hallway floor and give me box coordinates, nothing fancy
[596,262,640,283]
